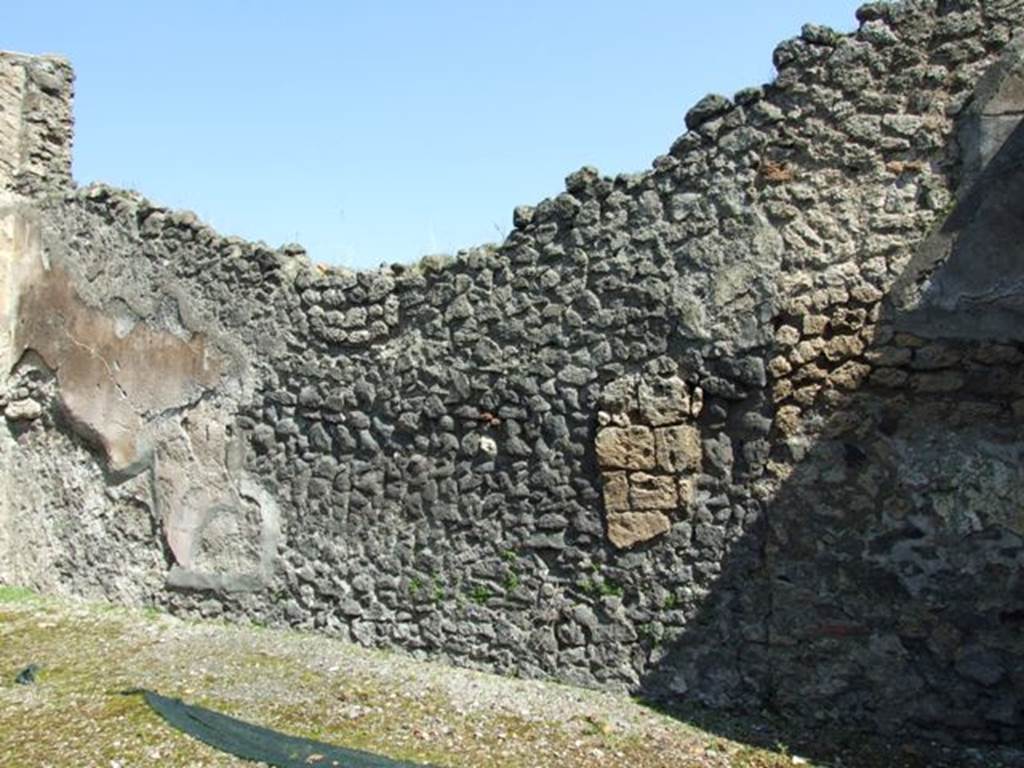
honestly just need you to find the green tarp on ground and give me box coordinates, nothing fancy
[139,690,437,768]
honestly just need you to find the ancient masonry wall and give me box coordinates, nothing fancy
[1,1,1023,744]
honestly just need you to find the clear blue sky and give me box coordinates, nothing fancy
[7,1,862,269]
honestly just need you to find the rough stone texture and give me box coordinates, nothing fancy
[1,2,1024,747]
[595,425,656,470]
[0,52,73,195]
[596,371,703,547]
[655,425,701,473]
[607,511,672,549]
[891,31,1024,340]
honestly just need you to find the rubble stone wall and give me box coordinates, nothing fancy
[1,1,1022,743]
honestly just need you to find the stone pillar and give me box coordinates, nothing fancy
[0,49,74,374]
[0,209,38,383]
[0,50,73,583]
[0,51,74,195]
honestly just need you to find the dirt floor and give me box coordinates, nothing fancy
[0,587,1019,768]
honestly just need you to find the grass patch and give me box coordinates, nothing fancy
[0,585,37,604]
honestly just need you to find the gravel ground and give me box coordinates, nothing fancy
[0,588,1019,768]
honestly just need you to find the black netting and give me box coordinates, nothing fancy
[138,690,438,768]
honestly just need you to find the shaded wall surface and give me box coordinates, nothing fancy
[1,1,1022,745]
